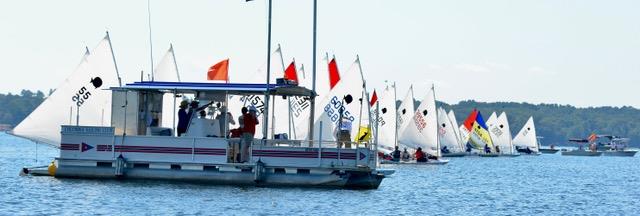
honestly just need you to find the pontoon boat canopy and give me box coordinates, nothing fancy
[111,81,316,97]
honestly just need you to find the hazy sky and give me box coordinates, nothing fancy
[1,0,639,108]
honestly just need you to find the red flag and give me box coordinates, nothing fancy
[462,109,478,131]
[283,61,298,83]
[207,59,229,81]
[328,58,340,89]
[369,90,378,106]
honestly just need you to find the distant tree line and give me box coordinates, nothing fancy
[2,90,638,146]
[437,100,640,147]
[0,90,46,127]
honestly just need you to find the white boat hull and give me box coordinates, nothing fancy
[602,151,637,157]
[561,150,602,156]
[24,126,385,189]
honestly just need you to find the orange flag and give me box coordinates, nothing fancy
[207,59,229,81]
[328,58,340,89]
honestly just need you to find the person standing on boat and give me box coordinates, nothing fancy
[177,100,190,136]
[337,117,353,148]
[240,106,259,163]
[391,146,401,162]
[215,106,235,137]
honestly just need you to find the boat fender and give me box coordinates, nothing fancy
[254,160,265,183]
[47,161,57,176]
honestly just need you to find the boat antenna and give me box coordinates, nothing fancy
[147,0,154,81]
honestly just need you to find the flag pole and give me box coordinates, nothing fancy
[308,0,318,146]
[262,0,273,139]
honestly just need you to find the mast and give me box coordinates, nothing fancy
[105,31,122,87]
[262,0,273,139]
[432,84,440,158]
[147,0,154,81]
[355,55,365,145]
[170,44,181,82]
[308,0,318,145]
[393,81,398,148]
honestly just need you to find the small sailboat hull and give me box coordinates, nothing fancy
[539,148,559,154]
[479,153,500,157]
[561,150,602,156]
[442,152,466,157]
[602,151,637,157]
[382,159,449,165]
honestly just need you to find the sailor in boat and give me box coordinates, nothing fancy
[484,144,491,154]
[240,106,259,163]
[391,146,401,162]
[415,147,427,163]
[401,148,411,161]
[495,145,501,154]
[441,146,450,154]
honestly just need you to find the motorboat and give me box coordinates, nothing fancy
[21,81,386,189]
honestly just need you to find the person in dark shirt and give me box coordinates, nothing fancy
[177,101,190,136]
[391,146,401,162]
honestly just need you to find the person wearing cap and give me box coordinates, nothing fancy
[240,106,259,163]
[177,100,190,136]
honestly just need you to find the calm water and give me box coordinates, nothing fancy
[1,132,639,215]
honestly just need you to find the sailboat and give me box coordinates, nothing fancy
[512,116,541,155]
[11,33,122,147]
[488,112,520,157]
[459,109,496,156]
[372,85,397,154]
[447,110,466,154]
[397,85,448,165]
[396,86,415,151]
[438,107,465,157]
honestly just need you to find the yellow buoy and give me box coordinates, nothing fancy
[47,161,57,176]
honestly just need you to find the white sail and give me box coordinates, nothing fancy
[447,110,464,151]
[399,86,438,156]
[486,112,497,128]
[372,85,397,151]
[227,48,285,139]
[489,112,514,154]
[153,45,182,131]
[438,107,461,153]
[396,86,415,139]
[312,58,366,142]
[12,35,121,146]
[512,116,538,152]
